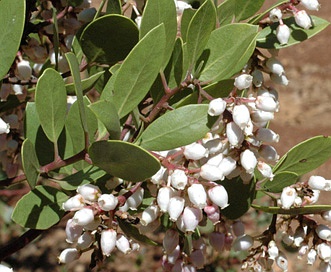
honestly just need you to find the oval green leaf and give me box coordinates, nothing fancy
[79,14,139,65]
[89,140,161,182]
[22,139,40,189]
[12,185,69,229]
[0,0,25,79]
[262,171,299,193]
[65,70,104,95]
[257,15,330,49]
[234,0,264,22]
[199,23,258,83]
[137,104,216,151]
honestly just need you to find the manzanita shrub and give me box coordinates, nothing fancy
[0,0,330,271]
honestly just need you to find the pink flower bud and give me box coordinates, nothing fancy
[58,248,80,264]
[163,229,179,254]
[0,118,10,134]
[294,10,312,29]
[226,122,244,147]
[62,194,85,211]
[141,205,160,226]
[300,0,320,11]
[170,169,188,190]
[269,8,282,22]
[203,138,224,154]
[116,234,131,254]
[208,98,227,116]
[100,229,117,256]
[208,232,225,252]
[200,164,224,181]
[183,143,208,160]
[240,149,257,174]
[232,221,245,237]
[189,249,205,269]
[280,187,297,209]
[183,206,202,232]
[252,69,264,87]
[188,184,207,208]
[255,96,279,112]
[15,60,32,80]
[316,224,331,241]
[258,144,279,162]
[150,166,167,184]
[255,128,279,143]
[72,208,95,226]
[83,217,101,231]
[127,187,144,210]
[77,184,100,202]
[76,232,93,250]
[157,187,175,212]
[98,194,118,211]
[167,245,181,264]
[208,185,229,209]
[234,74,253,90]
[257,162,274,180]
[204,204,220,224]
[277,23,291,45]
[167,196,185,222]
[232,105,251,129]
[65,218,84,243]
[232,234,253,251]
[266,57,285,76]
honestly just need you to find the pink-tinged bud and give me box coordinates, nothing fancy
[203,138,224,154]
[163,229,179,254]
[15,60,32,80]
[127,187,144,210]
[232,221,245,237]
[62,194,85,211]
[151,166,167,184]
[188,183,207,208]
[277,23,291,45]
[251,110,274,123]
[98,194,118,211]
[72,208,95,226]
[280,187,297,209]
[300,0,320,11]
[256,95,279,112]
[176,215,186,233]
[308,175,331,191]
[200,164,224,181]
[209,232,225,252]
[270,73,289,86]
[240,149,257,174]
[167,196,185,222]
[224,234,234,251]
[206,153,224,166]
[141,205,160,226]
[139,218,161,235]
[281,229,294,246]
[232,105,251,129]
[58,248,80,264]
[258,162,275,180]
[294,10,312,29]
[316,224,331,241]
[183,264,196,272]
[208,98,227,116]
[305,189,320,204]
[255,128,279,143]
[157,187,175,212]
[77,7,96,23]
[77,184,100,202]
[189,249,205,269]
[204,204,220,224]
[266,57,285,76]
[3,114,19,130]
[65,218,83,243]
[76,232,93,250]
[0,118,10,134]
[322,210,331,222]
[258,144,279,162]
[167,245,181,264]
[83,217,101,231]
[220,156,238,176]
[208,185,229,209]
[183,206,202,232]
[298,243,309,259]
[176,1,192,16]
[13,84,24,96]
[116,234,131,254]
[267,240,279,260]
[183,143,208,160]
[252,69,264,87]
[269,8,282,22]
[226,122,244,147]
[100,229,117,256]
[275,252,288,271]
[234,74,253,90]
[232,234,253,251]
[170,169,188,190]
[0,264,13,272]
[307,248,317,265]
[317,243,331,262]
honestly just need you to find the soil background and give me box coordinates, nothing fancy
[1,1,331,271]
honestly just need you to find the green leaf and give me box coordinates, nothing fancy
[217,0,235,26]
[234,0,264,22]
[89,140,161,182]
[80,15,139,65]
[89,100,121,140]
[199,23,258,82]
[261,171,299,193]
[137,104,216,151]
[257,15,330,49]
[11,185,69,229]
[273,136,331,176]
[117,218,159,246]
[139,0,177,68]
[112,24,166,118]
[106,0,121,14]
[35,68,67,143]
[220,177,255,220]
[22,139,40,189]
[180,8,196,43]
[186,0,216,70]
[65,71,104,95]
[252,204,331,215]
[0,0,25,79]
